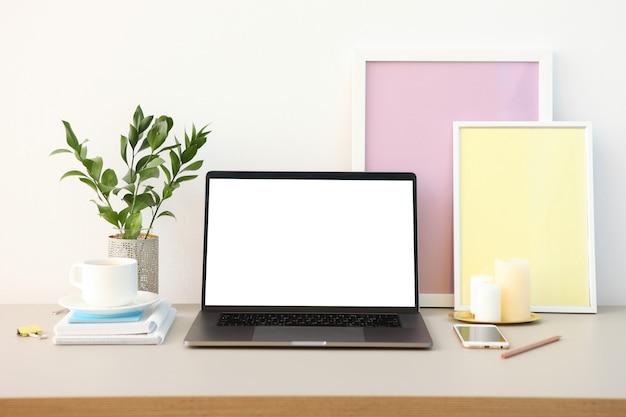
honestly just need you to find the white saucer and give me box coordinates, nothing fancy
[58,291,160,315]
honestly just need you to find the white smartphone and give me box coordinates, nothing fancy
[453,324,510,349]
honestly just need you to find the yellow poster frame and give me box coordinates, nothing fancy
[453,122,596,313]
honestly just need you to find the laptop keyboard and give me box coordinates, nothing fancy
[218,312,401,328]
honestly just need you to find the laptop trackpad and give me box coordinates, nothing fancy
[253,326,365,343]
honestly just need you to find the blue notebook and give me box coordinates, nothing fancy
[68,310,143,323]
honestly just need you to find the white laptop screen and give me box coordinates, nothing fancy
[203,174,417,308]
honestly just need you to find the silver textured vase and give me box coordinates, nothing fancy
[108,233,159,293]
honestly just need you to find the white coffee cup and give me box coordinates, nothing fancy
[70,258,138,307]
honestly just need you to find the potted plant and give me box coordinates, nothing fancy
[51,105,211,292]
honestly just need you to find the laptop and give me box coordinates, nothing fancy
[184,171,433,348]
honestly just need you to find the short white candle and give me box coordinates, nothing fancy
[494,258,530,322]
[470,275,494,315]
[474,283,501,322]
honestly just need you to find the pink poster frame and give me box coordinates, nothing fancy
[351,48,553,307]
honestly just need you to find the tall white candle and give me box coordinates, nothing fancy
[494,258,530,322]
[470,275,494,315]
[474,283,501,322]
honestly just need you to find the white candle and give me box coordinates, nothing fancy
[494,258,530,322]
[474,283,501,322]
[470,275,494,315]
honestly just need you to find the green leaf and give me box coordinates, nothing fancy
[135,155,151,171]
[122,168,136,184]
[118,207,129,223]
[101,168,118,188]
[123,212,143,239]
[181,160,203,172]
[137,138,151,152]
[60,170,88,180]
[78,142,88,159]
[192,135,208,149]
[169,150,180,177]
[120,135,129,164]
[157,210,176,220]
[78,177,98,193]
[147,117,170,151]
[150,189,161,205]
[192,125,211,148]
[175,175,198,184]
[139,166,160,181]
[95,204,120,227]
[163,183,173,200]
[122,192,133,206]
[156,143,180,158]
[95,203,110,214]
[126,211,143,228]
[116,183,135,195]
[132,192,156,212]
[161,164,172,183]
[180,144,197,163]
[185,128,192,147]
[133,105,144,128]
[138,115,153,134]
[97,183,115,196]
[165,115,173,131]
[82,157,103,181]
[123,229,141,240]
[145,156,165,170]
[128,124,139,149]
[62,121,80,149]
[100,213,120,228]
[50,148,73,156]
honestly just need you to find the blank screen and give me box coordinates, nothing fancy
[203,176,417,307]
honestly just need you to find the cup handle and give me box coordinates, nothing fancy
[69,264,82,289]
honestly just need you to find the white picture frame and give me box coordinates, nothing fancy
[453,121,596,313]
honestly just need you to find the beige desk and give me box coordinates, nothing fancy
[1,304,625,416]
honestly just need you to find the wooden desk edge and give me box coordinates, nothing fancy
[1,396,625,417]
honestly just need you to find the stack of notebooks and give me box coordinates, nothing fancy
[53,299,176,345]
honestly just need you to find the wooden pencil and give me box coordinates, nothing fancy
[501,335,561,359]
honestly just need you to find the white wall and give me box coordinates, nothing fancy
[1,0,625,305]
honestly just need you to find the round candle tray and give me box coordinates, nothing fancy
[448,310,541,324]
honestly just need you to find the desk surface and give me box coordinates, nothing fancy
[2,304,625,415]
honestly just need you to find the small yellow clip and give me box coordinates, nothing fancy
[17,324,44,338]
